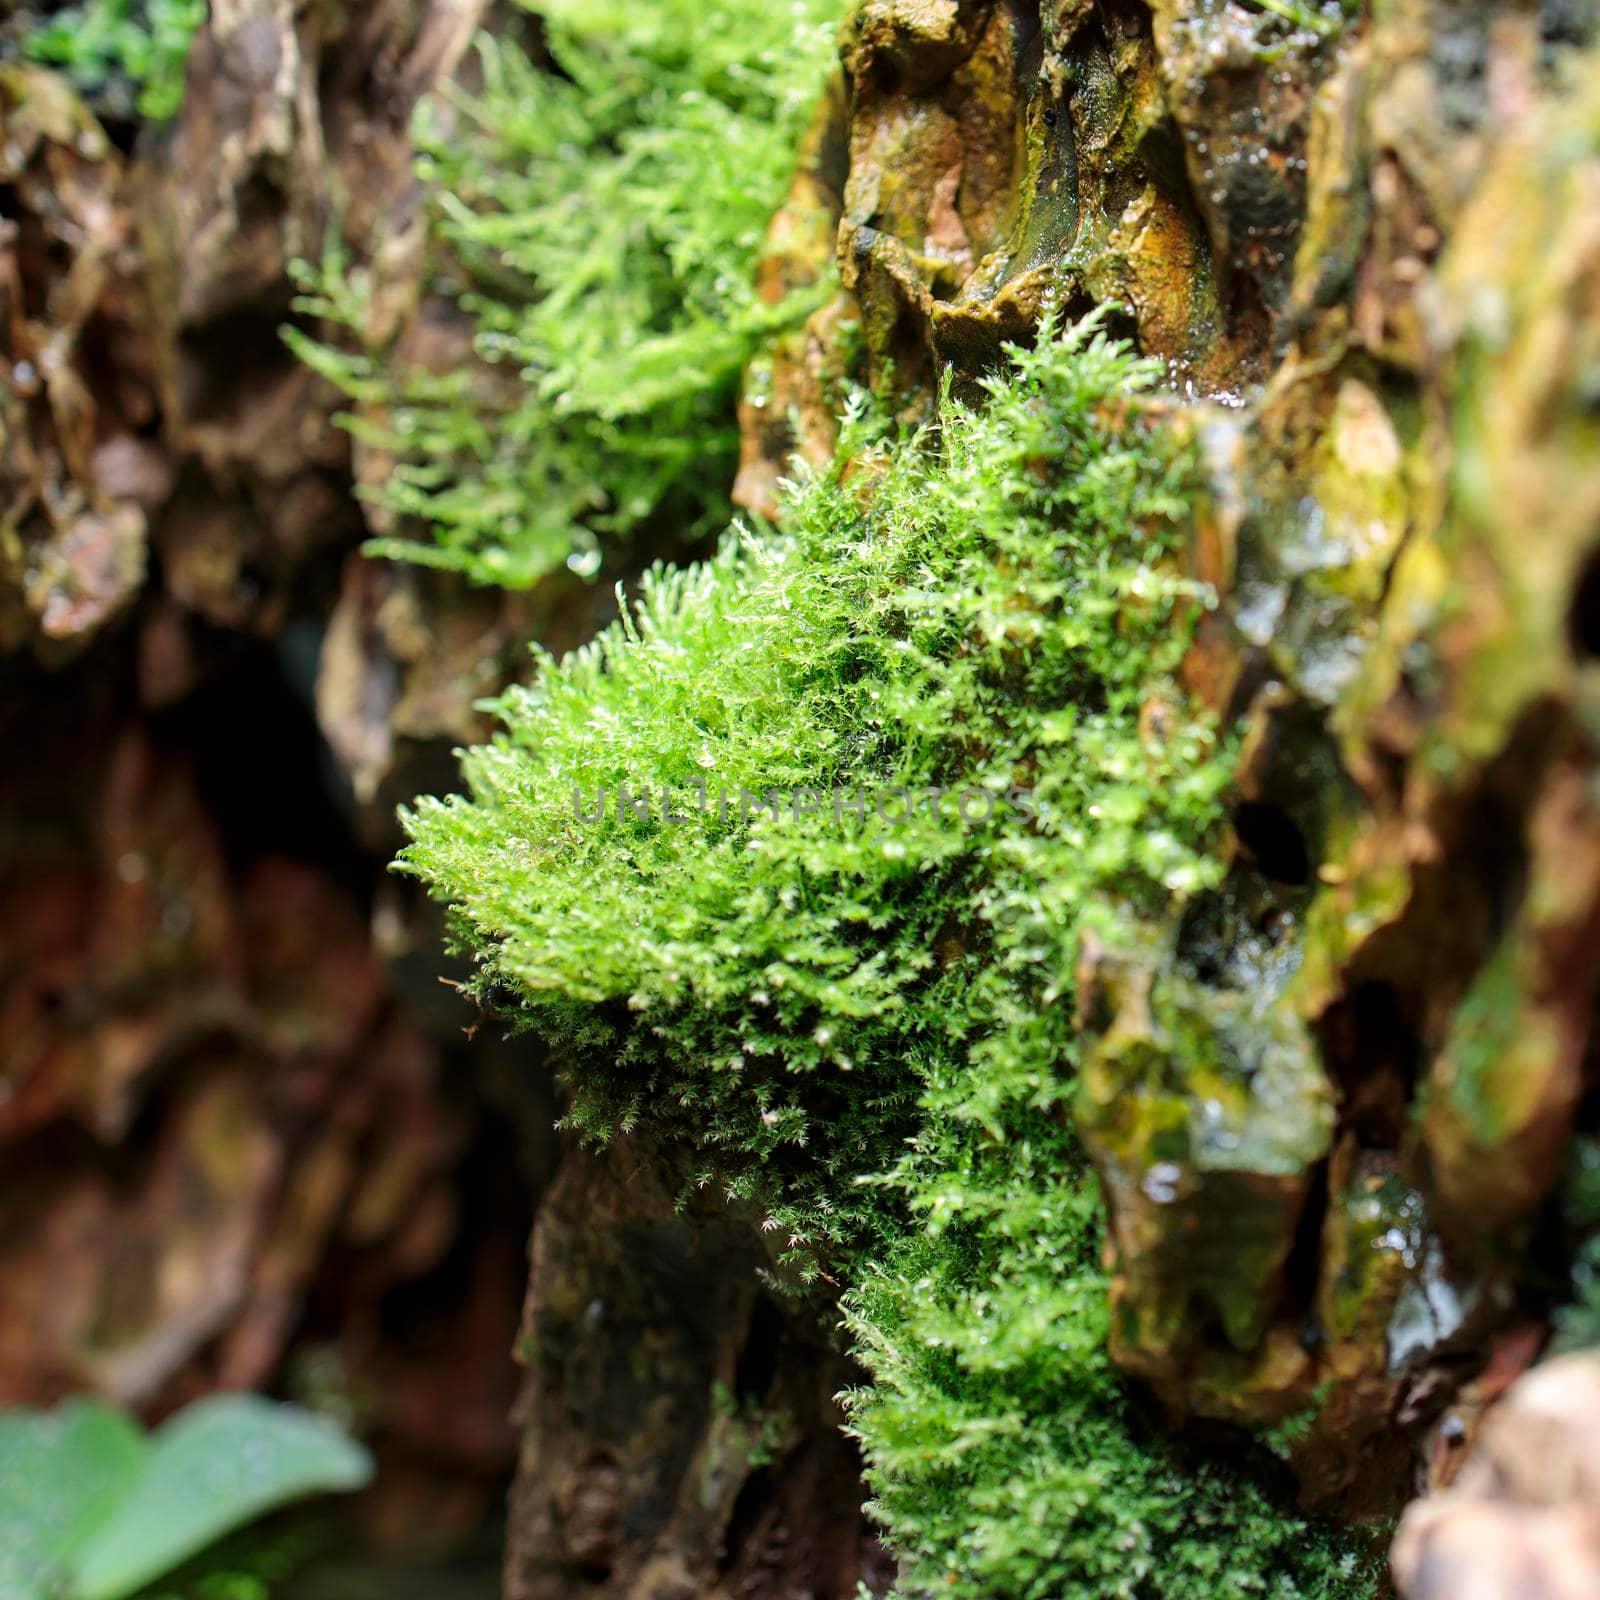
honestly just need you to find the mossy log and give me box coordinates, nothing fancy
[2,0,1599,1594]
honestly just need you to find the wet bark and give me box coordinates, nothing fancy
[0,0,548,1555]
[504,1141,891,1600]
[744,0,1600,1547]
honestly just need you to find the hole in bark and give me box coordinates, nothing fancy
[176,301,299,426]
[1173,863,1306,994]
[1541,0,1599,55]
[1233,800,1311,886]
[718,1464,774,1573]
[1282,1156,1330,1318]
[148,638,365,890]
[1567,546,1600,659]
[734,1292,785,1403]
[1319,981,1422,1150]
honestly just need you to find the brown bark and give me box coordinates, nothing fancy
[0,0,544,1555]
[505,1141,889,1600]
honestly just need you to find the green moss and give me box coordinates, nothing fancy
[21,0,201,121]
[840,1133,1371,1599]
[1262,1381,1338,1462]
[1428,935,1524,1144]
[400,315,1378,1596]
[1554,1138,1600,1354]
[129,1519,320,1600]
[288,0,843,587]
[1241,0,1349,40]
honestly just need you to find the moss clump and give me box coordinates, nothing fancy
[289,0,843,588]
[400,316,1378,1596]
[19,0,201,121]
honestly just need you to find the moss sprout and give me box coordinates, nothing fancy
[21,0,202,121]
[289,0,844,587]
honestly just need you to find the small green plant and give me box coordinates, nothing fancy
[22,0,203,122]
[1241,0,1346,38]
[399,314,1380,1596]
[711,1381,793,1470]
[0,1394,371,1600]
[1262,1381,1337,1461]
[288,0,844,588]
[1554,1137,1600,1353]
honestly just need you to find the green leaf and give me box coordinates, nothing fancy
[0,1400,149,1599]
[68,1397,372,1600]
